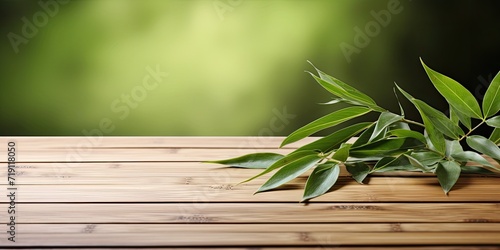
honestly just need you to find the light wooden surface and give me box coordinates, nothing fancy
[1,136,499,249]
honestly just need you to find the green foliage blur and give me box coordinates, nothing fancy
[1,0,499,136]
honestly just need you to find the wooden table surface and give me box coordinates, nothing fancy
[1,137,499,249]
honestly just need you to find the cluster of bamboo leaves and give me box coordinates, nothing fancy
[208,59,500,201]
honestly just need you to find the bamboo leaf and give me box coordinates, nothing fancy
[423,122,446,155]
[451,106,472,129]
[302,163,340,202]
[319,98,363,106]
[451,151,499,171]
[350,138,423,158]
[372,156,400,172]
[240,150,317,184]
[445,140,463,157]
[345,162,371,184]
[396,83,446,153]
[281,106,371,147]
[352,123,378,147]
[370,112,403,142]
[308,61,381,110]
[486,116,500,128]
[482,71,500,118]
[421,59,482,119]
[393,87,405,116]
[256,154,321,193]
[205,153,283,169]
[332,144,351,162]
[461,166,499,175]
[466,135,500,161]
[449,106,459,125]
[411,151,443,166]
[295,122,372,153]
[371,155,419,172]
[404,154,432,172]
[389,122,410,130]
[413,99,464,139]
[490,128,500,145]
[435,160,461,195]
[389,129,426,144]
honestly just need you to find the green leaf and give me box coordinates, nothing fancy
[435,160,461,195]
[205,153,283,169]
[411,151,443,166]
[389,122,410,130]
[345,162,371,184]
[319,98,363,106]
[332,144,351,162]
[404,154,432,172]
[281,106,371,147]
[240,150,317,184]
[482,71,500,118]
[308,61,381,110]
[421,59,482,119]
[450,106,472,130]
[302,163,340,202]
[449,105,459,125]
[486,116,500,128]
[451,151,498,171]
[423,122,446,155]
[393,87,405,116]
[256,154,321,193]
[389,129,426,144]
[490,128,500,145]
[350,138,423,158]
[370,112,403,142]
[395,83,446,153]
[372,156,399,172]
[461,166,499,175]
[413,99,464,139]
[466,135,500,161]
[295,122,372,153]
[445,140,463,158]
[371,155,418,172]
[352,123,377,147]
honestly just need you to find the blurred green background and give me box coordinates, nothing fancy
[1,0,499,136]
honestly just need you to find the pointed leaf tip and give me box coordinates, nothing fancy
[482,71,500,118]
[436,161,461,195]
[420,59,482,119]
[302,163,340,202]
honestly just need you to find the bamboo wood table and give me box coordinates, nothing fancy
[1,136,499,249]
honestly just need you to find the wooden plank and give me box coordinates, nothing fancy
[2,177,500,202]
[2,203,498,224]
[0,148,294,163]
[1,224,499,246]
[0,136,318,149]
[1,168,498,186]
[1,162,448,185]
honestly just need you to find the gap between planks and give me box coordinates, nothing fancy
[1,224,500,246]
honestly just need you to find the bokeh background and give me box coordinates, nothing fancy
[1,0,499,136]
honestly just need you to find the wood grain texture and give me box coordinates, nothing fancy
[0,136,499,248]
[1,203,498,223]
